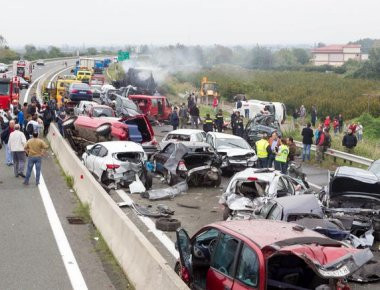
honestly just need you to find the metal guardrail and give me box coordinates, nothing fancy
[294,141,374,166]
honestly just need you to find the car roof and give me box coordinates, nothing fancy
[335,166,379,184]
[231,168,280,182]
[273,195,323,218]
[166,129,203,135]
[208,132,243,140]
[214,219,326,249]
[166,141,210,148]
[96,141,144,153]
[129,95,165,99]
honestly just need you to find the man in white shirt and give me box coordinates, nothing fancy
[8,124,27,177]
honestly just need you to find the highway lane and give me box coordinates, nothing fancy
[0,61,130,289]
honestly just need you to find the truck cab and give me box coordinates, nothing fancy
[0,77,20,110]
[76,69,92,83]
[13,60,32,83]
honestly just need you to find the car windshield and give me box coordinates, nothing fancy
[369,161,380,177]
[165,134,191,142]
[0,83,10,95]
[73,83,90,90]
[216,138,251,150]
[93,107,113,117]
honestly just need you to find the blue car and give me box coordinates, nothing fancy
[68,83,93,103]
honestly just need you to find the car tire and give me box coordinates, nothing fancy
[222,206,231,221]
[62,116,77,130]
[155,218,181,232]
[95,123,111,136]
[165,170,174,186]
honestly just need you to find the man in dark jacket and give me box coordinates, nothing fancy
[301,122,314,161]
[288,137,297,162]
[311,105,317,127]
[170,107,179,130]
[189,104,200,129]
[203,114,214,133]
[338,114,344,133]
[342,129,357,154]
[231,111,238,135]
[214,109,224,132]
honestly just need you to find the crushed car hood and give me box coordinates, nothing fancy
[217,148,254,157]
[265,243,373,279]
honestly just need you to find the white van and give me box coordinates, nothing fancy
[236,100,286,124]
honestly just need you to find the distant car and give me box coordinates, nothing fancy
[90,84,102,98]
[152,142,221,186]
[68,82,93,103]
[0,63,8,73]
[18,77,29,89]
[205,132,257,173]
[175,219,372,289]
[160,129,206,149]
[368,159,380,177]
[82,141,152,190]
[36,59,45,66]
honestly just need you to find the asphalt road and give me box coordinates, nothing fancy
[0,62,130,290]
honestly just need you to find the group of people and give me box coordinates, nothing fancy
[255,132,297,174]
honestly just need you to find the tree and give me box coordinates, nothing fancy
[86,47,98,55]
[48,46,63,58]
[0,35,6,48]
[211,45,233,65]
[251,46,274,69]
[274,49,297,67]
[292,48,310,65]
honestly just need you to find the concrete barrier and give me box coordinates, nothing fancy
[47,124,188,290]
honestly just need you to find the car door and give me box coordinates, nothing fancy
[154,143,175,173]
[232,244,261,290]
[207,233,240,290]
[85,144,101,173]
[93,145,108,179]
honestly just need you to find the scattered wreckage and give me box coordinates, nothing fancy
[175,219,372,290]
[244,113,282,146]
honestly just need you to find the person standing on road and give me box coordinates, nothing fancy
[338,114,344,133]
[301,122,313,162]
[236,114,244,137]
[1,120,15,166]
[288,137,297,163]
[316,128,329,163]
[230,110,238,135]
[214,109,224,132]
[203,114,214,133]
[178,103,188,129]
[189,104,200,129]
[342,129,357,155]
[42,105,54,136]
[23,132,49,186]
[274,138,289,174]
[255,134,270,168]
[170,107,179,131]
[8,124,26,177]
[268,132,281,168]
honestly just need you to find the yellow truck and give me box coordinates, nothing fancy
[200,77,219,105]
[76,69,92,83]
[43,77,81,107]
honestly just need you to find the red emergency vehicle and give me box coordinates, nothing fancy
[0,76,20,110]
[128,95,172,121]
[13,60,33,82]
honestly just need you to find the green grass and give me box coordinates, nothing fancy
[199,105,231,120]
[64,174,74,188]
[73,202,91,224]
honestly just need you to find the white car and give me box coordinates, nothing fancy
[73,100,98,116]
[36,59,45,66]
[82,141,152,190]
[160,129,206,149]
[0,63,8,73]
[206,132,257,172]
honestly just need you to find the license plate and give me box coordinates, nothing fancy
[79,91,86,94]
[319,265,350,277]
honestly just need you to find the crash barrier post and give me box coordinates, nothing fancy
[294,141,374,166]
[47,124,188,290]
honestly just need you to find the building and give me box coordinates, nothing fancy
[311,44,365,66]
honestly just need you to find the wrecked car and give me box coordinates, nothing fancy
[244,114,282,147]
[369,159,380,177]
[205,132,257,174]
[320,166,380,242]
[152,142,222,187]
[220,168,310,220]
[62,114,157,156]
[82,141,152,190]
[160,129,206,149]
[175,219,372,290]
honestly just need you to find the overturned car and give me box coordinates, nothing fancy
[152,142,222,187]
[244,113,282,147]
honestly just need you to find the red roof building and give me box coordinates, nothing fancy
[311,44,365,66]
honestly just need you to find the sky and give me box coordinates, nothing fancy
[2,0,380,47]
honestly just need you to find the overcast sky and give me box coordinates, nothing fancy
[3,0,379,47]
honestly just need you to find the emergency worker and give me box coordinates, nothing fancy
[274,138,289,174]
[203,114,214,133]
[255,134,270,168]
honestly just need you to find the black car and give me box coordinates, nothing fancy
[244,114,282,146]
[152,142,222,186]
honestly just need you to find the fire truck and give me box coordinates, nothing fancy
[0,75,21,110]
[13,60,33,82]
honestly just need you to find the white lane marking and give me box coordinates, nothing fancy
[34,168,88,290]
[115,189,179,259]
[24,73,48,103]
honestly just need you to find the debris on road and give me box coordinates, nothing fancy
[129,175,146,194]
[176,202,200,209]
[66,216,86,224]
[155,218,181,232]
[142,181,188,200]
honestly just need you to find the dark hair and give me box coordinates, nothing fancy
[23,102,28,106]
[32,132,38,138]
[288,137,294,142]
[307,122,311,127]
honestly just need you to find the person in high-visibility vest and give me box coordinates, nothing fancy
[274,138,289,174]
[203,113,214,133]
[255,134,270,168]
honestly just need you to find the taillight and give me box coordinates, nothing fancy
[87,90,92,94]
[106,164,120,169]
[71,89,78,93]
[178,160,187,171]
[247,177,257,181]
[181,267,190,284]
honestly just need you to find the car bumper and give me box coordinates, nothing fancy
[69,94,93,102]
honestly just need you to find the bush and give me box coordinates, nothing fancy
[356,113,380,139]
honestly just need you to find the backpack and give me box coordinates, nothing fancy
[26,123,34,136]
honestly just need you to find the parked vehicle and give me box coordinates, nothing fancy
[236,99,286,124]
[205,132,257,173]
[320,166,380,241]
[175,219,372,289]
[82,141,152,190]
[36,59,45,66]
[244,114,282,147]
[220,168,310,220]
[76,69,92,83]
[128,94,172,121]
[13,60,32,82]
[152,142,222,186]
[62,115,157,156]
[18,77,29,89]
[160,129,206,149]
[0,77,20,110]
[90,74,105,86]
[0,63,8,73]
[68,82,93,103]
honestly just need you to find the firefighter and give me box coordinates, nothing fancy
[203,113,214,133]
[215,109,224,132]
[255,134,270,168]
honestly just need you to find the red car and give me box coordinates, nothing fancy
[128,95,172,121]
[175,220,372,290]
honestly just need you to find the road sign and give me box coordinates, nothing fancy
[117,51,130,61]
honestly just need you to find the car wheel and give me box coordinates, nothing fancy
[165,170,174,186]
[62,116,77,130]
[155,218,181,232]
[95,123,111,136]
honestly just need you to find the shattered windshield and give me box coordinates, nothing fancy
[216,138,251,150]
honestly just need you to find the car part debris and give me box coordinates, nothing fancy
[349,259,380,283]
[155,218,181,232]
[129,175,146,193]
[142,181,188,201]
[176,202,200,209]
[66,216,86,224]
[349,229,375,248]
[157,204,175,215]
